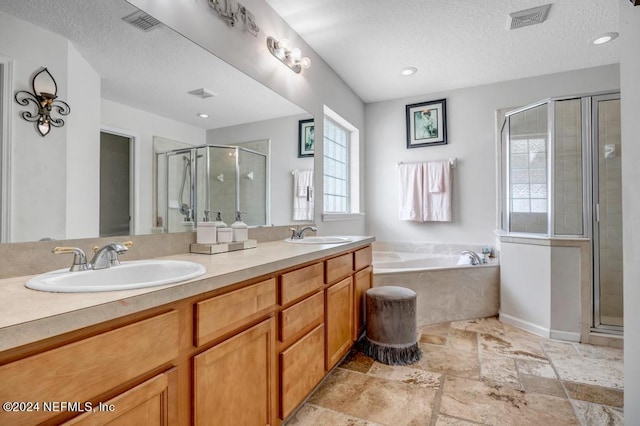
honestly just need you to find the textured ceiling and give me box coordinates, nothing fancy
[0,0,305,130]
[266,0,620,103]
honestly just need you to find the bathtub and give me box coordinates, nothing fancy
[372,242,500,326]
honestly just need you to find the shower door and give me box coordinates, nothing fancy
[592,94,623,331]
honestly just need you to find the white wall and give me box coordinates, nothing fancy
[0,11,69,242]
[129,0,366,236]
[500,242,551,334]
[206,114,314,226]
[101,99,206,235]
[619,0,640,417]
[550,246,581,340]
[66,42,101,239]
[365,65,620,244]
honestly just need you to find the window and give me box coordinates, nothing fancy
[322,106,360,219]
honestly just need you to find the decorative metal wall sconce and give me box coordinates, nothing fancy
[208,0,259,36]
[14,68,71,137]
[267,37,311,74]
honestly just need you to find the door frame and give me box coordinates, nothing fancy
[591,92,623,334]
[100,126,138,236]
[0,57,12,243]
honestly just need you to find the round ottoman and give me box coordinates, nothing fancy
[361,286,422,365]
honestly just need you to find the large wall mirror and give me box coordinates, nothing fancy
[0,0,314,243]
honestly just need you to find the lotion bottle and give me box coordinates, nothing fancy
[214,212,232,243]
[231,211,248,242]
[197,210,216,244]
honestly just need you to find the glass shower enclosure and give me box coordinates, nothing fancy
[500,92,622,334]
[156,144,268,233]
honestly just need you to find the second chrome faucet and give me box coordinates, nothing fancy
[52,241,133,272]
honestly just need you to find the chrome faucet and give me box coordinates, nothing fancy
[461,250,484,265]
[289,226,317,239]
[90,242,130,270]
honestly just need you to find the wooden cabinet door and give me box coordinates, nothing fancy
[63,368,177,425]
[353,266,372,340]
[279,324,325,419]
[194,318,276,426]
[325,277,353,370]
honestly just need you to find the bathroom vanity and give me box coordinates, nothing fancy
[0,237,373,425]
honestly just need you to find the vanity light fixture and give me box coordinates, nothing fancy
[401,67,417,76]
[208,0,259,36]
[266,37,311,74]
[14,68,71,137]
[591,32,619,45]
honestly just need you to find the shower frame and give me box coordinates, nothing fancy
[157,143,269,231]
[500,90,622,335]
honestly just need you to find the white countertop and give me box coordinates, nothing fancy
[0,237,374,352]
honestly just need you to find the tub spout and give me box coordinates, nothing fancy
[461,250,483,265]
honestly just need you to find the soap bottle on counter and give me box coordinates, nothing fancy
[231,211,248,242]
[214,211,232,243]
[197,210,216,244]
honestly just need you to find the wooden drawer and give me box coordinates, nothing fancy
[280,262,324,306]
[195,278,277,347]
[325,252,353,284]
[279,324,325,419]
[279,292,324,344]
[0,311,179,426]
[354,245,372,271]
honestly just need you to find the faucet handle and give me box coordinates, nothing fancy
[52,246,90,272]
[92,240,133,253]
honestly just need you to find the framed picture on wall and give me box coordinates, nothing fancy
[298,119,315,157]
[405,98,447,148]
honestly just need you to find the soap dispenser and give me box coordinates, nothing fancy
[231,211,248,242]
[214,211,232,243]
[197,210,216,244]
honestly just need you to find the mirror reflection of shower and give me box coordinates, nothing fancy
[178,155,193,222]
[156,143,269,233]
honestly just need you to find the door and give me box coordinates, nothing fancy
[100,131,132,237]
[592,94,623,331]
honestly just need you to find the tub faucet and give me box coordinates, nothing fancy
[461,250,484,265]
[289,226,317,239]
[90,242,131,270]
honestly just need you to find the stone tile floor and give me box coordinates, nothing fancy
[286,316,623,426]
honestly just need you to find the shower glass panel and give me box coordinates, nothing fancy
[238,148,267,226]
[210,146,238,225]
[554,99,584,235]
[507,103,549,234]
[164,150,196,233]
[594,96,623,329]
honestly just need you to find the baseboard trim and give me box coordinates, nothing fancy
[550,329,581,342]
[498,312,550,338]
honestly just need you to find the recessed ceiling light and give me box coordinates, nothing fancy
[591,32,619,45]
[197,113,209,118]
[401,67,417,76]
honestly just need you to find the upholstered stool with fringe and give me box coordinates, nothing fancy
[361,286,422,365]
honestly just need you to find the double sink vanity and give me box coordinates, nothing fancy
[0,234,374,425]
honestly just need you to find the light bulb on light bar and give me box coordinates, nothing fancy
[267,36,311,74]
[299,57,311,70]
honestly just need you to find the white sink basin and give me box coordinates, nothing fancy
[284,236,352,244]
[26,260,206,293]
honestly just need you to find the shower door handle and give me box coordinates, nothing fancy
[595,203,600,222]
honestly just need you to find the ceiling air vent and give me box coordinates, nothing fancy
[188,88,217,99]
[122,10,162,32]
[509,4,552,30]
